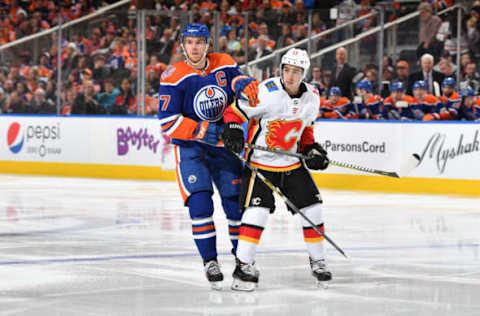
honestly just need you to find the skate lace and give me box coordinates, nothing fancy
[310,259,326,273]
[240,262,257,276]
[205,261,222,276]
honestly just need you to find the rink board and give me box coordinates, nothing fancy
[0,116,479,196]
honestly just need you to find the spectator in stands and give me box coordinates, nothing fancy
[86,28,104,55]
[310,66,326,95]
[417,2,442,61]
[433,51,457,73]
[437,10,469,58]
[460,53,472,75]
[97,78,120,114]
[27,88,55,114]
[467,15,480,58]
[45,80,57,104]
[4,91,25,114]
[157,28,176,63]
[381,66,395,98]
[330,47,356,99]
[460,62,480,94]
[0,88,6,113]
[8,66,23,84]
[72,33,88,55]
[15,81,31,104]
[3,79,15,94]
[92,53,112,84]
[277,2,296,27]
[365,68,379,94]
[276,24,294,49]
[226,29,241,54]
[62,43,80,77]
[408,53,444,97]
[231,37,254,65]
[253,35,274,76]
[72,80,99,115]
[112,78,135,115]
[438,59,455,77]
[61,88,76,115]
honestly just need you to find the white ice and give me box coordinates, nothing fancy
[0,174,479,316]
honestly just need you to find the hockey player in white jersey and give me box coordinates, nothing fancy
[222,48,331,291]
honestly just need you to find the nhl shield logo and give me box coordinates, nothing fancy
[193,85,227,122]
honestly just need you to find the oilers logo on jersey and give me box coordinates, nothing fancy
[193,85,228,122]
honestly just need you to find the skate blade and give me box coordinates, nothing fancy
[231,278,257,292]
[210,281,223,291]
[316,280,329,289]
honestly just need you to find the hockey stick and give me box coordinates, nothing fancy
[246,143,401,178]
[231,151,348,259]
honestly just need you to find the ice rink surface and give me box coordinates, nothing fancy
[0,174,479,316]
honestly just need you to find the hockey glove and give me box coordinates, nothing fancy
[192,121,223,146]
[303,143,329,170]
[222,122,244,154]
[233,76,259,106]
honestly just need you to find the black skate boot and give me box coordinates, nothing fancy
[231,259,259,292]
[309,257,332,288]
[204,259,223,290]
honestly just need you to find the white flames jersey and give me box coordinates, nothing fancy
[232,77,320,171]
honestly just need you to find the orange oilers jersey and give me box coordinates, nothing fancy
[331,96,353,118]
[158,53,242,144]
[440,92,461,115]
[383,94,418,120]
[416,94,442,113]
[224,77,319,172]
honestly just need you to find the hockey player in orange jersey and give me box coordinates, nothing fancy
[158,23,259,290]
[318,86,354,119]
[408,80,442,120]
[383,81,418,120]
[423,77,460,120]
[353,80,385,120]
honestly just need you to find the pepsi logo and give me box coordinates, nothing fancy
[7,122,24,154]
[193,85,227,122]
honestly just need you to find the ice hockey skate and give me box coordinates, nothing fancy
[310,257,332,289]
[231,259,259,292]
[204,260,223,290]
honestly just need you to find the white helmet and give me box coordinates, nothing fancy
[280,48,310,79]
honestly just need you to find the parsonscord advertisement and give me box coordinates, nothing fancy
[314,121,480,180]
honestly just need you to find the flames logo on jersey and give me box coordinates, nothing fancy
[193,85,228,122]
[265,120,302,151]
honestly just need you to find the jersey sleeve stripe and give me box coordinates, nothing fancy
[231,102,248,122]
[159,114,180,125]
[164,116,199,139]
[160,72,197,86]
[174,146,189,204]
[161,120,176,131]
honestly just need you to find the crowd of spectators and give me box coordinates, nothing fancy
[0,0,478,121]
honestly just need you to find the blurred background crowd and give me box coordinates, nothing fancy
[0,0,478,120]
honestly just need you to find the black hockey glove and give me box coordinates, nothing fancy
[303,143,329,170]
[222,122,244,154]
